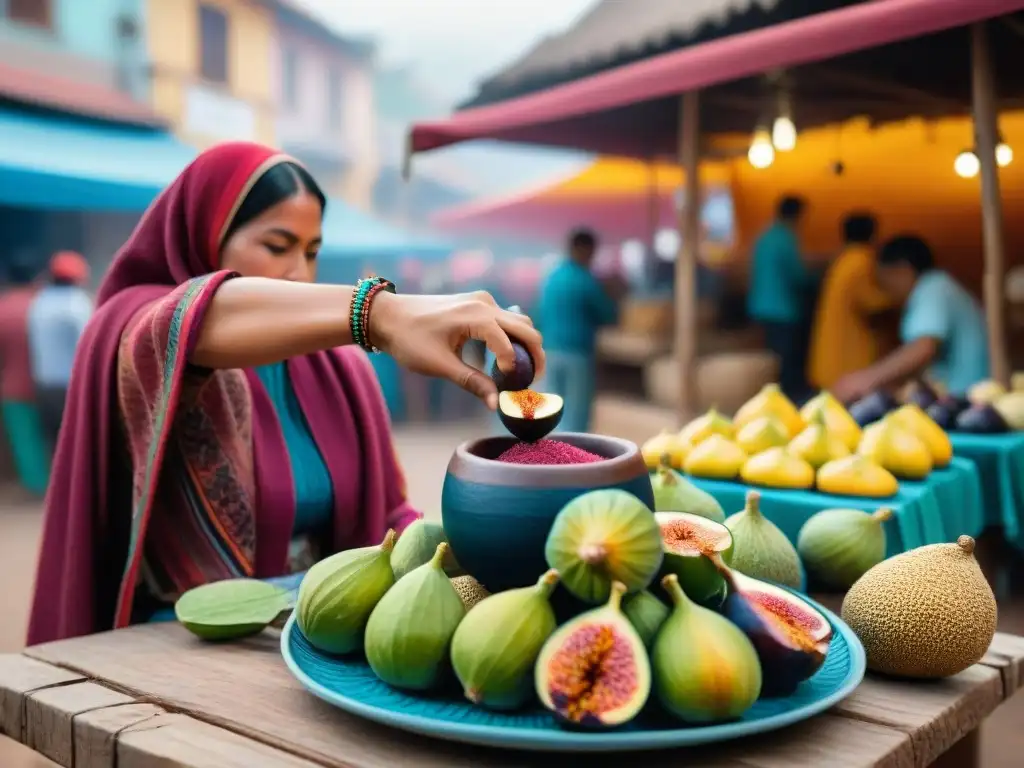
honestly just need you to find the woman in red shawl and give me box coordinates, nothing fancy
[27,142,543,644]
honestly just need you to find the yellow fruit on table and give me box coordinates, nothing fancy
[683,434,747,481]
[735,416,790,456]
[841,535,997,678]
[734,383,805,438]
[858,416,933,480]
[799,391,862,451]
[1012,372,1024,393]
[678,407,734,448]
[993,392,1024,431]
[888,404,952,467]
[641,430,690,470]
[817,455,899,498]
[967,379,1006,406]
[740,447,815,490]
[787,410,851,469]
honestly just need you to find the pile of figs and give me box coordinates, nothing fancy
[294,493,835,729]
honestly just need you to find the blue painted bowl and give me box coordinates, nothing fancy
[441,432,654,593]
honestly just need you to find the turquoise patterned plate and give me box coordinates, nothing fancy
[280,596,865,752]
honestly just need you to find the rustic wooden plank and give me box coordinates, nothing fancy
[979,632,1024,698]
[19,624,932,768]
[0,655,85,740]
[0,734,61,767]
[116,713,322,768]
[831,665,1002,766]
[24,681,135,766]
[74,703,165,768]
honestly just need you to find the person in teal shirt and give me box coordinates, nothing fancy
[747,195,817,402]
[834,235,989,402]
[534,228,620,432]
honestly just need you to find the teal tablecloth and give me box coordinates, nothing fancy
[950,432,1024,547]
[688,456,984,559]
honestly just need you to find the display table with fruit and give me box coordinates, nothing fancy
[848,379,1024,550]
[642,386,984,562]
[685,458,982,560]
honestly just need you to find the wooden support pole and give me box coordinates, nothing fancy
[675,91,701,423]
[971,21,1010,386]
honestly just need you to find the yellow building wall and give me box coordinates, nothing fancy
[145,0,276,148]
[725,112,1024,296]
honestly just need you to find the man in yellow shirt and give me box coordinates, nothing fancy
[807,213,896,391]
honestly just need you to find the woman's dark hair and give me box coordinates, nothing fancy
[223,161,327,241]
[842,213,877,244]
[878,235,935,274]
[776,195,806,221]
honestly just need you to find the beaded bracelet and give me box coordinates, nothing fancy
[351,276,396,353]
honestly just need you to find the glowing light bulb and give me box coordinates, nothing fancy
[996,142,1013,167]
[954,150,980,178]
[748,130,775,169]
[771,116,797,151]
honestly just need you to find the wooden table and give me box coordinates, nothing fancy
[0,625,1022,768]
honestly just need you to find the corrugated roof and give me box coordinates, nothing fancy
[464,0,862,108]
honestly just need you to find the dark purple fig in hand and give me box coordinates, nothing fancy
[715,560,832,697]
[490,341,535,393]
[848,390,898,427]
[904,380,939,410]
[955,403,1009,434]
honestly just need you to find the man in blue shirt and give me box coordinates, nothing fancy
[27,251,93,450]
[535,228,620,432]
[747,195,817,403]
[833,235,989,402]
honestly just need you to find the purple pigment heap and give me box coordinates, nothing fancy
[497,439,605,466]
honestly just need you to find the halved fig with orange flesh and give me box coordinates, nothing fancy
[498,390,564,442]
[655,511,734,606]
[716,562,833,697]
[534,582,650,728]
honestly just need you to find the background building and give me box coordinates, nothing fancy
[145,0,276,148]
[271,0,378,208]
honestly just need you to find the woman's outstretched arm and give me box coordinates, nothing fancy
[188,276,544,409]
[190,277,356,369]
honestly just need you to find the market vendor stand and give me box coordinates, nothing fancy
[0,626,1020,767]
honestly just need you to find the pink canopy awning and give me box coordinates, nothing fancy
[409,0,1024,159]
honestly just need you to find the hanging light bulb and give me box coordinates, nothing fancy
[772,115,797,152]
[996,142,1013,167]
[748,128,775,169]
[954,150,980,179]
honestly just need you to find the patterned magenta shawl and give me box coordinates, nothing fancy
[28,142,420,645]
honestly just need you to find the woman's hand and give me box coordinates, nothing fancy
[368,291,545,410]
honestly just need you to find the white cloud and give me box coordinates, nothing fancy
[290,0,594,102]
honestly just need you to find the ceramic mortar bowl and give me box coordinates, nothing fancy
[441,432,654,594]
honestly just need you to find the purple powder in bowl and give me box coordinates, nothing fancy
[496,439,605,466]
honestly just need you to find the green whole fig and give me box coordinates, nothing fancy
[650,461,726,522]
[364,542,465,691]
[798,507,893,589]
[653,574,762,723]
[621,590,670,648]
[450,569,560,710]
[295,530,397,655]
[724,491,804,589]
[391,520,463,579]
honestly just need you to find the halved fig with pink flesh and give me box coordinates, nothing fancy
[534,582,650,728]
[655,511,734,606]
[716,562,833,697]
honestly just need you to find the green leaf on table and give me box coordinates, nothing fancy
[175,578,291,641]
